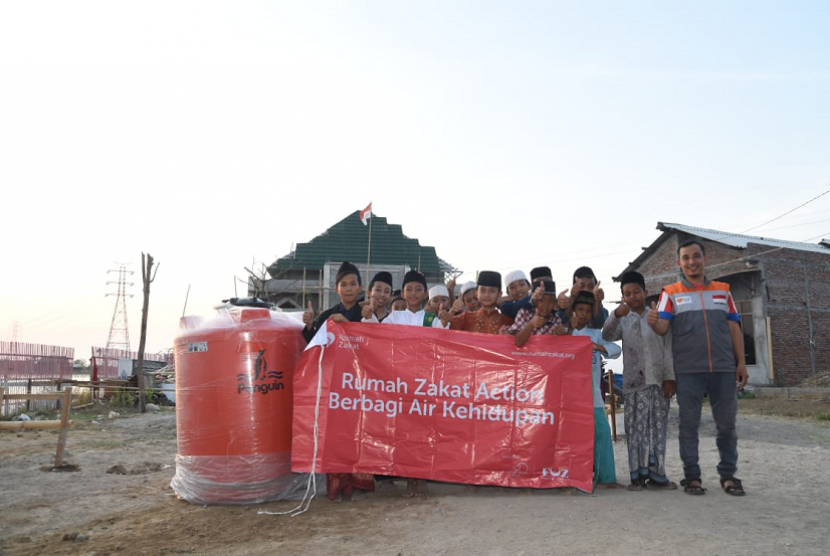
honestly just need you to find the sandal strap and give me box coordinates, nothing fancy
[680,478,706,493]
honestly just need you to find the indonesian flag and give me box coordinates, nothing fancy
[360,202,373,226]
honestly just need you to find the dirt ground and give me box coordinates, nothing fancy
[2,398,829,556]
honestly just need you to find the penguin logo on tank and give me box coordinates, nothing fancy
[236,349,285,395]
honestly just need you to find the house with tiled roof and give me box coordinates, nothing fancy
[252,211,456,311]
[617,222,830,386]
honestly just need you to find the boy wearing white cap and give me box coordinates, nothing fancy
[499,269,533,319]
[425,285,450,316]
[459,281,480,312]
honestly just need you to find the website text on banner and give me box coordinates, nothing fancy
[292,322,596,492]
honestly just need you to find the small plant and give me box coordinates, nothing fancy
[738,391,757,400]
[817,413,830,422]
[111,389,135,407]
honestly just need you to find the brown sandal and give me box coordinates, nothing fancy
[680,478,706,495]
[720,477,745,496]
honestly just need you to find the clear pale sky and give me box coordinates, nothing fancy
[2,1,829,366]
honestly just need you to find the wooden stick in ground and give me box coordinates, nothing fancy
[54,387,73,468]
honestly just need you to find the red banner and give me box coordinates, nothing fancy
[291,321,595,491]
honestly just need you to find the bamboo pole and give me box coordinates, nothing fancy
[2,392,66,401]
[0,420,74,430]
[766,316,775,382]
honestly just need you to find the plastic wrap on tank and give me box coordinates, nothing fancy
[170,305,321,504]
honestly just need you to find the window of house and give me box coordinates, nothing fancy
[737,300,757,365]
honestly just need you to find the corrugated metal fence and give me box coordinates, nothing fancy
[89,347,169,379]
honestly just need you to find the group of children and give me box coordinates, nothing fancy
[302,261,676,500]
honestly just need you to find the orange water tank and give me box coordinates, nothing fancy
[170,303,305,504]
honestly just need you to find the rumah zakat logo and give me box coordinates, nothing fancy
[541,467,569,479]
[237,349,284,395]
[512,462,529,477]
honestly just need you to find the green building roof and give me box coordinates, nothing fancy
[268,211,453,276]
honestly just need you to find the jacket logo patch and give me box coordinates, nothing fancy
[675,296,692,306]
[712,294,727,304]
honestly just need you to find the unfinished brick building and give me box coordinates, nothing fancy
[617,223,830,386]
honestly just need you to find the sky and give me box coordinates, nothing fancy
[2,1,829,367]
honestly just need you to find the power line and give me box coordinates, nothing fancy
[802,231,830,242]
[740,188,830,234]
[754,218,830,233]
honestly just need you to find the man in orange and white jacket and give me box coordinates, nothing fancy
[649,239,749,497]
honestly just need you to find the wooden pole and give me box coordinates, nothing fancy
[136,253,159,413]
[54,387,72,467]
[302,267,307,308]
[90,349,98,401]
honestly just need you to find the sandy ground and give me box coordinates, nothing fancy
[2,403,829,556]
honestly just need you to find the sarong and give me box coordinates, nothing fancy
[593,407,616,484]
[624,384,670,482]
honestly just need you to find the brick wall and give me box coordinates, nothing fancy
[636,234,681,293]
[629,231,830,385]
[761,247,830,384]
[767,307,812,385]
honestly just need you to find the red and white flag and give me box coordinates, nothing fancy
[360,202,373,226]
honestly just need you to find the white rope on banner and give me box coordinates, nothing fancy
[258,343,326,517]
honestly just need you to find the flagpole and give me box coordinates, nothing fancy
[365,206,373,287]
